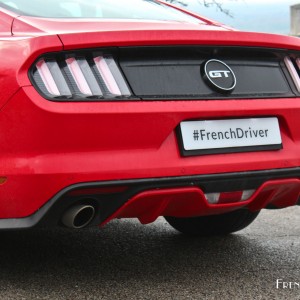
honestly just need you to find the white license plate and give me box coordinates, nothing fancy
[179,117,282,155]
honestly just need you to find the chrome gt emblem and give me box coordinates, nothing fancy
[208,70,231,78]
[202,59,236,93]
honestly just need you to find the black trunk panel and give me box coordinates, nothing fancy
[119,46,296,100]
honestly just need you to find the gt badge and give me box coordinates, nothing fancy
[202,59,236,93]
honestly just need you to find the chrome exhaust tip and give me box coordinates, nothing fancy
[62,205,96,229]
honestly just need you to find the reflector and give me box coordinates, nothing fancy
[205,189,256,204]
[67,186,128,196]
[0,177,7,185]
[205,193,220,204]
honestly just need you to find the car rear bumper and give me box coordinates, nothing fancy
[0,168,300,230]
[1,87,300,224]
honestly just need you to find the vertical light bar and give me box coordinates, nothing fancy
[284,56,300,92]
[76,58,103,96]
[295,58,300,73]
[46,60,72,96]
[66,57,93,95]
[104,57,131,96]
[94,56,122,96]
[36,59,60,96]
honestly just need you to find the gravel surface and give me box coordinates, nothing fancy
[0,207,299,299]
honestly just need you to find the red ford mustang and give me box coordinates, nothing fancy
[0,0,300,235]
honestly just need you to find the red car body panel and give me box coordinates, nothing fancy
[11,15,300,50]
[1,87,300,219]
[0,10,14,34]
[0,4,300,228]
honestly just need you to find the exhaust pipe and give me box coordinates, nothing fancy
[62,205,96,229]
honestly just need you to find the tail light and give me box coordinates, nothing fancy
[296,58,300,71]
[284,56,300,93]
[30,51,132,101]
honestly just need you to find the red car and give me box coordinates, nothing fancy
[0,0,299,235]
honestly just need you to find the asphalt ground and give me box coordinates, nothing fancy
[0,207,299,300]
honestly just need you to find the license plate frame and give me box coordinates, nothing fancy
[178,117,282,157]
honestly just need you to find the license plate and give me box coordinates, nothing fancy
[178,117,282,156]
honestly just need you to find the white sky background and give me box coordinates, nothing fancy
[211,0,297,3]
[186,0,300,34]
